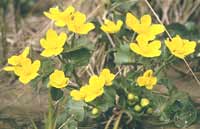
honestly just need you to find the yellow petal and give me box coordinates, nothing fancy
[46,29,58,41]
[150,24,165,35]
[140,15,151,26]
[149,40,161,50]
[32,60,41,73]
[130,43,142,55]
[78,23,95,34]
[58,32,67,47]
[137,77,146,86]
[126,13,139,30]
[144,69,153,77]
[183,40,196,56]
[4,66,14,71]
[40,38,48,48]
[73,11,86,25]
[7,56,19,65]
[117,20,123,28]
[21,47,30,57]
[55,21,66,27]
[63,6,75,15]
[70,90,85,101]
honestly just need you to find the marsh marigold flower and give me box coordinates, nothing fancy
[100,19,123,33]
[4,47,30,74]
[40,29,67,57]
[17,60,41,84]
[165,35,196,59]
[44,6,75,27]
[130,36,161,57]
[4,47,41,84]
[49,69,69,88]
[100,68,115,86]
[126,13,164,41]
[137,70,157,90]
[67,11,95,34]
[71,75,105,102]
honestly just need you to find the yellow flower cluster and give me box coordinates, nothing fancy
[40,29,67,57]
[49,69,70,88]
[44,6,95,35]
[137,70,157,90]
[70,68,115,102]
[126,13,164,41]
[4,47,40,84]
[126,13,197,59]
[126,13,164,58]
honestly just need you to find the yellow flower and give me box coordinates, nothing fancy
[70,75,105,102]
[40,29,67,57]
[89,75,105,88]
[165,35,196,59]
[17,60,41,84]
[130,36,161,57]
[100,68,115,86]
[137,70,157,90]
[49,69,69,88]
[4,47,30,72]
[83,75,105,102]
[44,6,75,27]
[126,13,164,41]
[67,11,95,34]
[4,47,41,84]
[140,98,150,107]
[100,19,123,33]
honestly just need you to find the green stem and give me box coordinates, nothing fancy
[155,55,174,75]
[46,88,55,129]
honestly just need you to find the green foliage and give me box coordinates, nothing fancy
[50,87,64,101]
[114,44,135,65]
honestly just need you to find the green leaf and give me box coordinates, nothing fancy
[50,87,64,101]
[29,76,41,88]
[173,103,197,128]
[64,119,78,129]
[40,59,54,76]
[64,36,94,53]
[66,98,85,121]
[62,48,91,66]
[111,0,138,12]
[92,87,116,112]
[166,23,189,37]
[114,44,134,64]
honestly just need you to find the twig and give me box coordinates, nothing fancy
[104,115,115,129]
[113,112,122,129]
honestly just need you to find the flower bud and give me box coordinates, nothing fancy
[92,108,99,115]
[140,98,150,107]
[134,105,141,112]
[128,93,135,101]
[147,108,153,114]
